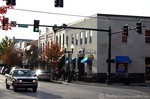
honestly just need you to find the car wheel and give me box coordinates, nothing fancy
[33,87,37,92]
[6,82,10,89]
[13,86,17,92]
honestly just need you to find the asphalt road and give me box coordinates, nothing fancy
[0,74,150,99]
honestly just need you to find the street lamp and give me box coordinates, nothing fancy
[64,44,74,83]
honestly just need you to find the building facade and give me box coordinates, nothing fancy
[54,14,150,83]
[38,28,54,71]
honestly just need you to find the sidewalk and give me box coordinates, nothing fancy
[51,80,150,87]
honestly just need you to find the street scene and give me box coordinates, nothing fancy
[1,0,150,99]
[0,75,150,99]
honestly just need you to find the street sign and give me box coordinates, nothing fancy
[18,24,28,28]
[11,21,17,27]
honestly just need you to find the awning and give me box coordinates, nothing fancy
[115,56,131,63]
[25,45,31,51]
[66,58,76,64]
[81,57,92,63]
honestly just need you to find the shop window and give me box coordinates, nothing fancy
[145,57,150,66]
[145,30,150,43]
[116,63,128,75]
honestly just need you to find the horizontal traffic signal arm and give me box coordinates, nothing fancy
[16,23,110,32]
[111,22,144,35]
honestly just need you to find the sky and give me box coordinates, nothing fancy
[0,0,150,40]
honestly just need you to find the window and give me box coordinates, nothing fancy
[145,30,150,43]
[76,33,78,45]
[63,34,64,46]
[89,30,92,43]
[66,36,68,46]
[56,36,58,43]
[122,32,127,43]
[71,34,74,45]
[145,57,150,66]
[84,31,87,44]
[59,35,61,44]
[80,32,83,45]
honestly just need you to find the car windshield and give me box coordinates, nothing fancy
[13,70,32,77]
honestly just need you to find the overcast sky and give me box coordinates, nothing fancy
[0,0,150,40]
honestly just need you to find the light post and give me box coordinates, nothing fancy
[64,44,74,83]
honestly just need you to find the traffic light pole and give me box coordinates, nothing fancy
[106,26,112,84]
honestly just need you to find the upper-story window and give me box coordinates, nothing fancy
[56,36,58,43]
[63,34,64,46]
[122,32,127,43]
[80,32,83,45]
[71,34,74,45]
[66,36,68,46]
[76,33,78,45]
[145,30,150,43]
[89,30,92,43]
[84,31,87,44]
[59,35,61,44]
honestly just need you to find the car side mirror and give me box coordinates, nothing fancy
[33,74,37,77]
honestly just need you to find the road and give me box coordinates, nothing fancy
[0,74,150,99]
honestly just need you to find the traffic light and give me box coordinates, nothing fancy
[2,18,9,30]
[33,20,40,32]
[55,0,63,7]
[6,0,16,6]
[123,25,128,36]
[136,22,142,34]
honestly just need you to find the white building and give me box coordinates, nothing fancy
[54,14,150,83]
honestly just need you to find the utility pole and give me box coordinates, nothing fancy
[106,26,112,84]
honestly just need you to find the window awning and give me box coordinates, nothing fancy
[81,57,92,63]
[66,58,76,64]
[115,56,131,64]
[25,45,31,51]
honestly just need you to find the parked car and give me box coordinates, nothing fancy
[36,70,51,81]
[1,66,8,75]
[5,68,38,92]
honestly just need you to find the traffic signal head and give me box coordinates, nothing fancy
[136,22,142,34]
[33,20,40,32]
[2,18,9,30]
[123,25,128,36]
[55,0,63,7]
[6,0,16,6]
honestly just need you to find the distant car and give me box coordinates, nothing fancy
[36,70,51,81]
[5,69,38,92]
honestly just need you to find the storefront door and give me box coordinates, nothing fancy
[145,66,150,82]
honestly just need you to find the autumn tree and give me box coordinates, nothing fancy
[1,45,22,67]
[0,1,14,30]
[0,36,14,59]
[42,39,64,71]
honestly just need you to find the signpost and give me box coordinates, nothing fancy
[18,24,28,28]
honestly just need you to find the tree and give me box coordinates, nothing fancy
[42,39,64,71]
[0,36,14,59]
[1,45,22,66]
[0,2,14,30]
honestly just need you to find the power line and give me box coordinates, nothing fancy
[13,8,150,24]
[13,8,93,18]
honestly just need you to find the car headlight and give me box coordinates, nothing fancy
[33,80,38,83]
[16,80,22,83]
